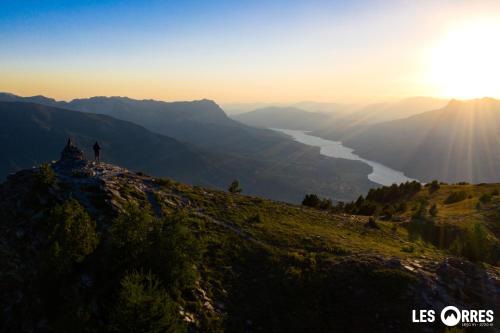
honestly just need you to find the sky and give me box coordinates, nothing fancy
[1,0,500,103]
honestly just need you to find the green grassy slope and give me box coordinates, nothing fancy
[1,161,498,332]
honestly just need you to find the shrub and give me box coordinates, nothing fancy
[228,180,242,194]
[444,191,468,204]
[492,189,499,196]
[319,198,333,210]
[110,202,159,261]
[401,245,415,253]
[36,163,56,190]
[111,204,201,292]
[429,204,438,217]
[109,271,182,333]
[302,194,321,208]
[381,204,395,220]
[396,202,407,213]
[47,199,99,273]
[247,213,262,224]
[365,217,379,229]
[365,181,421,204]
[428,180,440,193]
[146,212,201,291]
[479,193,492,204]
[329,245,351,255]
[154,178,175,187]
[451,223,491,262]
[357,202,377,216]
[302,194,332,210]
[412,201,429,220]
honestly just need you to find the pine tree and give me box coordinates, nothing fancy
[228,180,242,194]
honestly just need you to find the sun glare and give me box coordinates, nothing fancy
[427,20,500,99]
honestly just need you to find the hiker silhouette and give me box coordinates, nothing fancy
[93,142,101,163]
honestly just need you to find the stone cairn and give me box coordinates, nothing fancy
[58,138,85,167]
[56,138,86,170]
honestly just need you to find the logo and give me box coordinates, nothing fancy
[440,306,461,326]
[412,307,494,327]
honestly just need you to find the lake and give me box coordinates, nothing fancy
[273,128,416,187]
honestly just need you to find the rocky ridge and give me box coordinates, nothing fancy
[0,142,499,332]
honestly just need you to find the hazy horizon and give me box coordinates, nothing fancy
[2,0,500,103]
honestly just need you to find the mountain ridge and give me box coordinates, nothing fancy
[1,149,499,332]
[0,100,375,203]
[339,98,500,183]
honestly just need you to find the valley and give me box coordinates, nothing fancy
[0,96,375,203]
[272,128,416,186]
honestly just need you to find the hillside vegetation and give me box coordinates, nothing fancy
[306,180,500,264]
[1,151,498,332]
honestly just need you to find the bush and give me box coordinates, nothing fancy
[401,245,415,253]
[228,180,242,194]
[247,213,262,224]
[479,193,492,204]
[412,201,429,220]
[109,271,182,333]
[429,204,438,217]
[381,204,395,220]
[146,212,201,291]
[47,199,99,273]
[365,181,421,204]
[451,223,491,262]
[154,178,175,187]
[444,191,468,204]
[110,202,158,261]
[365,217,379,229]
[302,194,332,210]
[319,198,333,210]
[357,202,378,216]
[36,163,56,190]
[428,180,440,193]
[302,194,320,207]
[396,202,407,213]
[492,189,499,196]
[111,205,201,292]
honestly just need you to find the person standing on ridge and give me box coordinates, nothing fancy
[93,141,101,163]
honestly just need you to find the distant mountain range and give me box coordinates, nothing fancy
[339,98,500,183]
[0,94,376,202]
[232,106,331,131]
[233,97,448,133]
[231,96,499,184]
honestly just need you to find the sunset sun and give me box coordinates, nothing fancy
[428,20,500,99]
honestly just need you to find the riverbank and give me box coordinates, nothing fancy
[272,128,417,186]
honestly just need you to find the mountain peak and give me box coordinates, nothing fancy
[446,97,500,108]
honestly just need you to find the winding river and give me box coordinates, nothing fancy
[273,128,416,187]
